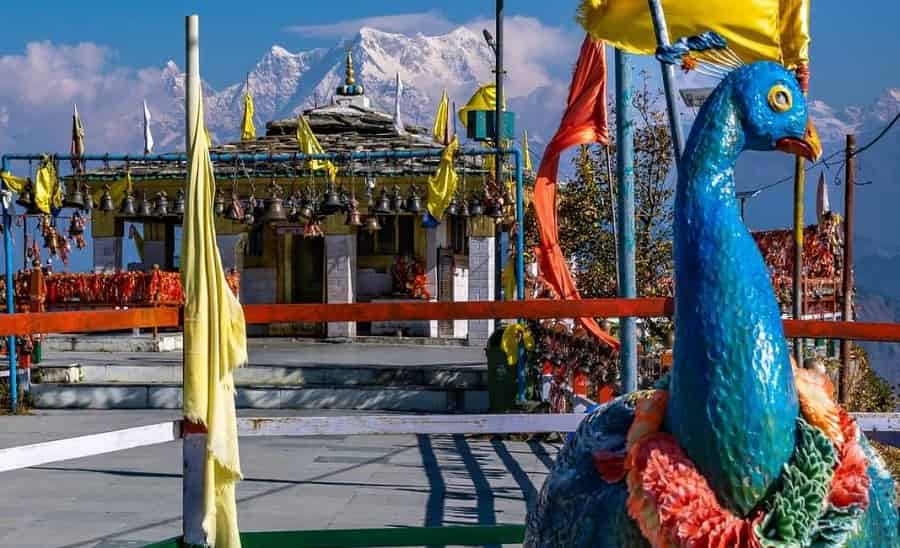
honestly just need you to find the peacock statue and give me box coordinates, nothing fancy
[525,36,898,548]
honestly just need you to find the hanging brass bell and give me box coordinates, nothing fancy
[458,199,470,218]
[100,185,115,212]
[173,189,186,216]
[345,208,362,227]
[213,189,226,216]
[261,196,287,223]
[405,186,423,214]
[138,192,153,217]
[82,184,95,211]
[445,197,458,217]
[364,215,381,233]
[321,187,343,215]
[468,196,484,217]
[65,185,85,209]
[484,199,504,219]
[390,185,405,213]
[155,191,169,217]
[120,193,136,216]
[373,188,392,215]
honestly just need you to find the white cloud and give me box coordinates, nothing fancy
[284,11,455,38]
[0,41,181,156]
[465,16,578,99]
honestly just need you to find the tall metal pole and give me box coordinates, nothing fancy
[2,156,17,413]
[839,134,856,405]
[182,13,208,548]
[615,50,637,394]
[792,158,806,365]
[514,149,526,401]
[493,0,504,332]
[646,0,685,171]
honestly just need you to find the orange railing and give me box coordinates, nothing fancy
[1,298,900,342]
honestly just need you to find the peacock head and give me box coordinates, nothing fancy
[729,61,822,161]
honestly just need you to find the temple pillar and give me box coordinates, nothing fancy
[325,233,356,338]
[467,235,495,346]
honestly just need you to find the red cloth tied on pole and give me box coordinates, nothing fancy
[534,35,619,349]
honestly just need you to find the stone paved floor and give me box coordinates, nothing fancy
[38,339,487,370]
[0,410,557,548]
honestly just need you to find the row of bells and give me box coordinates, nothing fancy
[22,182,506,232]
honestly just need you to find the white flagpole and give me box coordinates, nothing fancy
[393,72,405,135]
[143,100,154,155]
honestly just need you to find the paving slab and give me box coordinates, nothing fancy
[0,410,557,548]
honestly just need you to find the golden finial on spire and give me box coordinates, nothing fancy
[345,49,355,86]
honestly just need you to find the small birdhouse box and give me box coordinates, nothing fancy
[466,110,515,142]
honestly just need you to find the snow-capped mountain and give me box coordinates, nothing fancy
[135,26,498,151]
[809,88,900,144]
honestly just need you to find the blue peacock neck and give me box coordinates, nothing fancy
[665,83,799,517]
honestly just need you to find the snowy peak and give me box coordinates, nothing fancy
[809,88,899,143]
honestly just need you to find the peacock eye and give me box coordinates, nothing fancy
[767,85,793,113]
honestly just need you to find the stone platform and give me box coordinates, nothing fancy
[30,340,491,413]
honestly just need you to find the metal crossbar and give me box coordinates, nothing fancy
[2,413,897,475]
[2,299,900,342]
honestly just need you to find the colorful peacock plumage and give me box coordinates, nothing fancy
[524,61,898,547]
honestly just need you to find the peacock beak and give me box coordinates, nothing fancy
[775,118,822,161]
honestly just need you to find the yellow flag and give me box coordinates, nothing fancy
[502,253,517,301]
[182,93,247,548]
[522,130,533,173]
[426,135,459,220]
[577,0,810,68]
[501,323,535,366]
[0,171,29,194]
[240,91,256,141]
[296,114,337,183]
[34,156,62,213]
[205,127,212,147]
[458,84,506,128]
[432,89,450,144]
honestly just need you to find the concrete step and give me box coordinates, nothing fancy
[41,333,183,352]
[34,363,487,388]
[30,383,489,413]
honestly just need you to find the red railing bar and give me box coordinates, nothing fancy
[241,298,674,324]
[0,307,180,336]
[0,299,899,343]
[783,319,900,343]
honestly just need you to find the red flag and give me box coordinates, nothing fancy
[533,35,619,349]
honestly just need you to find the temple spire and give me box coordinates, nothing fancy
[345,49,356,86]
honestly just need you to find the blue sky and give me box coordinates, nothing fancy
[0,1,896,108]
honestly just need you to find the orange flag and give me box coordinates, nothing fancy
[533,35,619,349]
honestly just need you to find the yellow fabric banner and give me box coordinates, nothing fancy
[432,89,450,144]
[182,94,247,548]
[34,157,63,214]
[0,171,29,194]
[502,252,516,301]
[522,130,533,173]
[296,114,337,183]
[500,323,535,366]
[458,84,506,128]
[426,136,459,220]
[577,0,810,68]
[241,92,256,141]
